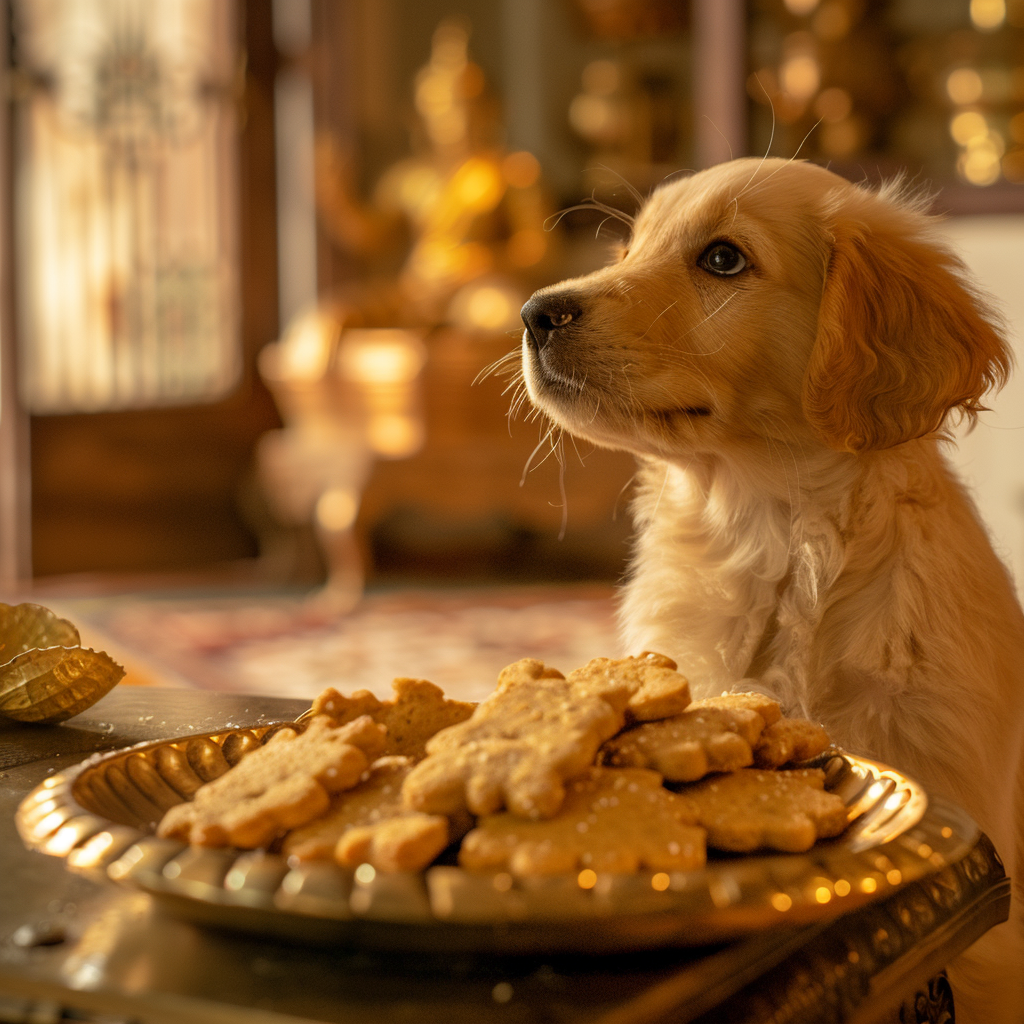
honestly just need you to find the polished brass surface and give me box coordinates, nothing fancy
[0,688,1010,1024]
[17,710,962,953]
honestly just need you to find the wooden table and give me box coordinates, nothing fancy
[0,689,1010,1023]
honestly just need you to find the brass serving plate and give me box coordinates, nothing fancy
[16,722,976,954]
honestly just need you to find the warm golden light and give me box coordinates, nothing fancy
[886,869,902,885]
[35,811,68,836]
[951,110,989,145]
[971,0,1007,29]
[780,55,821,101]
[416,75,454,120]
[339,331,426,385]
[315,488,359,531]
[784,0,820,14]
[466,287,513,330]
[224,867,248,891]
[815,886,832,904]
[771,892,793,911]
[1003,148,1024,182]
[821,119,861,157]
[354,863,376,884]
[449,280,524,333]
[47,824,86,856]
[813,2,851,39]
[815,87,852,123]
[860,877,877,893]
[67,830,117,869]
[569,95,619,138]
[651,872,670,891]
[429,110,466,147]
[368,414,422,458]
[834,879,851,897]
[107,844,145,881]
[577,868,597,889]
[507,229,546,268]
[16,0,240,413]
[959,136,1004,185]
[393,165,443,215]
[453,158,505,213]
[947,68,985,105]
[278,311,336,381]
[503,151,541,189]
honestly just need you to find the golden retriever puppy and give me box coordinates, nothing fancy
[520,157,1024,1022]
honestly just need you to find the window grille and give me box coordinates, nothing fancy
[12,0,240,413]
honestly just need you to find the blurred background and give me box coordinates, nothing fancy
[0,0,1021,699]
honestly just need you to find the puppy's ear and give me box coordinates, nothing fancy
[802,199,1012,452]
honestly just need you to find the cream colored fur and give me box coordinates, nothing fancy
[521,158,1024,1022]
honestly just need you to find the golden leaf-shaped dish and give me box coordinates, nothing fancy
[0,602,125,724]
[15,721,979,954]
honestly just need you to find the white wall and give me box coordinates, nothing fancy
[941,216,1024,600]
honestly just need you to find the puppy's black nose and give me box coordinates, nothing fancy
[521,293,584,350]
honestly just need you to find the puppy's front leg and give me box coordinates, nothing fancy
[620,573,776,698]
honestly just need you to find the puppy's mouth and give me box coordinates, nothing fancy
[522,328,588,395]
[525,331,711,406]
[652,405,713,420]
[524,334,714,439]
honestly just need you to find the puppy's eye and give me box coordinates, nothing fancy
[699,243,747,276]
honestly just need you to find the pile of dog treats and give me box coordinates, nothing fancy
[158,653,845,876]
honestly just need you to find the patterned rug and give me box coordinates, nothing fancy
[58,585,622,705]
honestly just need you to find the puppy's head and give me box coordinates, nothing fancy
[521,158,1010,461]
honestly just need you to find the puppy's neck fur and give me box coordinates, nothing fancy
[621,443,854,704]
[621,438,1024,798]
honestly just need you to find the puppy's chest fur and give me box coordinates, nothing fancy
[621,458,848,711]
[618,446,1013,768]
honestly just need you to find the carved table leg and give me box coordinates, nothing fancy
[899,970,954,1023]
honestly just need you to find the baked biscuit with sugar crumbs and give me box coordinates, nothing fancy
[694,691,782,726]
[402,658,631,820]
[458,767,706,875]
[686,768,847,853]
[754,718,832,768]
[566,652,691,722]
[600,704,765,782]
[311,677,475,760]
[157,715,386,849]
[283,756,470,872]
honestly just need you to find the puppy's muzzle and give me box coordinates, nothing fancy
[521,292,585,352]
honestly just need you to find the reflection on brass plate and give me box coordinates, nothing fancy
[16,723,977,954]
